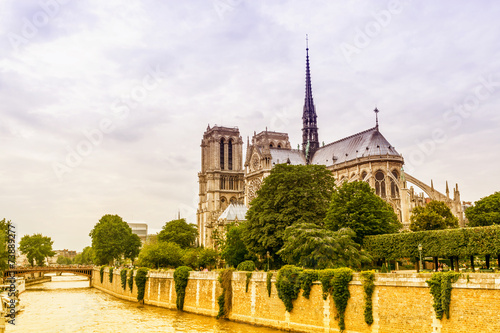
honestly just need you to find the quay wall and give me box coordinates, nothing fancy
[92,268,500,333]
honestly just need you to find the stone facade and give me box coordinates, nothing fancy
[92,268,500,333]
[197,125,245,248]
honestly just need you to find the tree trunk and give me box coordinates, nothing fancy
[455,257,460,272]
[433,257,439,272]
[485,254,490,269]
[450,257,454,271]
[415,258,420,273]
[470,256,475,271]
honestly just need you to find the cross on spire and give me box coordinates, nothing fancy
[374,107,379,129]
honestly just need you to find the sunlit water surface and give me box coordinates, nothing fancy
[7,274,280,333]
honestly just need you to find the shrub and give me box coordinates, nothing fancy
[109,267,114,283]
[237,260,255,271]
[174,266,191,311]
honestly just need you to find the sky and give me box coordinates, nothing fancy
[1,0,500,251]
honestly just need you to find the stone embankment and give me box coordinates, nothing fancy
[92,268,500,333]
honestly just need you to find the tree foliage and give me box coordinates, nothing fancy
[465,192,500,227]
[220,222,252,268]
[410,201,459,231]
[364,224,500,259]
[73,246,95,265]
[19,233,56,266]
[243,164,336,265]
[325,181,401,244]
[279,223,371,269]
[137,241,183,269]
[56,256,73,265]
[89,214,141,265]
[0,219,10,272]
[158,218,198,248]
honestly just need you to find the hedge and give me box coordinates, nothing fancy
[363,225,500,260]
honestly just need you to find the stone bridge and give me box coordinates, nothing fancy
[4,266,93,279]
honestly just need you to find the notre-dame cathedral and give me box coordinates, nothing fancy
[197,47,464,248]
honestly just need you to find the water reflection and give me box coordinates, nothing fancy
[7,274,279,333]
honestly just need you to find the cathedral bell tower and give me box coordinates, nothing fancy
[302,39,319,163]
[197,125,245,248]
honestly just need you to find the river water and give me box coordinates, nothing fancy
[7,274,280,333]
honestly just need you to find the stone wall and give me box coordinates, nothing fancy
[92,268,500,333]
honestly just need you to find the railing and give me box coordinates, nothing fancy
[4,266,94,278]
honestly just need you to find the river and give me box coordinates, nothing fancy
[7,274,281,333]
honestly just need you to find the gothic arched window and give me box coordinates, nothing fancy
[375,170,386,198]
[228,139,233,170]
[220,138,225,170]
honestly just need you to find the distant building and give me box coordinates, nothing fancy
[127,222,148,243]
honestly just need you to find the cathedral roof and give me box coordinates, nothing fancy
[269,148,306,166]
[311,127,400,167]
[218,203,248,221]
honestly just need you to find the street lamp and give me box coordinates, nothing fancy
[266,251,270,272]
[418,243,423,272]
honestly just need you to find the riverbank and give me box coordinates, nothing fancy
[92,267,500,333]
[25,276,51,286]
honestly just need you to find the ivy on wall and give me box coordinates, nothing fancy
[174,266,191,311]
[426,271,461,320]
[360,270,375,325]
[275,265,303,312]
[245,272,252,293]
[128,269,134,292]
[109,267,114,283]
[100,265,106,284]
[329,268,353,332]
[217,268,234,319]
[120,269,128,291]
[266,272,273,297]
[298,269,318,299]
[135,268,149,302]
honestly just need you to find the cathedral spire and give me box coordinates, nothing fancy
[302,35,319,162]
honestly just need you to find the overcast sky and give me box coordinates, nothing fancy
[1,0,499,251]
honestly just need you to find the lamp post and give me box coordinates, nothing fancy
[418,243,423,272]
[266,251,270,272]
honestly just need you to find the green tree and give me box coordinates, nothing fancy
[89,214,141,265]
[243,164,335,266]
[19,233,56,266]
[56,256,73,265]
[73,246,95,265]
[124,233,142,264]
[137,241,183,269]
[279,223,371,269]
[410,201,459,231]
[325,181,401,244]
[158,218,198,248]
[220,223,252,268]
[0,219,10,273]
[465,192,500,227]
